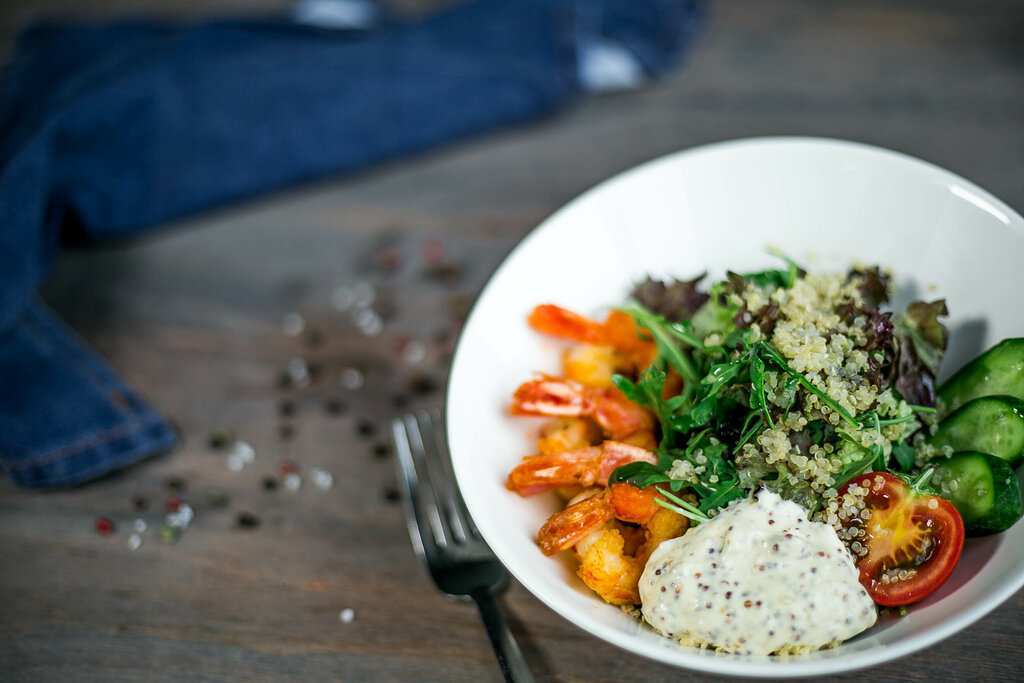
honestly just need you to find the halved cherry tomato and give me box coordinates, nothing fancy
[836,471,964,607]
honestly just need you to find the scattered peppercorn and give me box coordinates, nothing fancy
[391,334,410,354]
[160,524,180,543]
[304,328,324,349]
[377,244,402,272]
[407,374,438,396]
[424,261,462,283]
[420,237,444,263]
[237,511,260,528]
[208,429,234,450]
[324,399,346,416]
[206,491,229,508]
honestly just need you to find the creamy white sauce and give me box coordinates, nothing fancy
[639,490,876,655]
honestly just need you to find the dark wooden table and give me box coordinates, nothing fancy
[2,1,1022,681]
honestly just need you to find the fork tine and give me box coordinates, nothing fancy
[417,409,475,543]
[392,416,444,565]
[404,413,454,549]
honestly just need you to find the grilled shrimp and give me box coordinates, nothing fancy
[535,417,602,456]
[575,507,687,605]
[511,375,655,441]
[528,304,657,375]
[537,482,689,605]
[506,440,659,497]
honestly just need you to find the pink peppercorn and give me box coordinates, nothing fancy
[377,245,402,271]
[421,237,444,263]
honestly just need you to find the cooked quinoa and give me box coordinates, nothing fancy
[665,270,922,530]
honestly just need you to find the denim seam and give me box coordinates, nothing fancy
[0,415,158,472]
[30,420,175,485]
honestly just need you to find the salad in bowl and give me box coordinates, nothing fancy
[504,261,1022,655]
[446,138,1024,677]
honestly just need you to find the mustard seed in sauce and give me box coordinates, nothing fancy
[639,490,876,655]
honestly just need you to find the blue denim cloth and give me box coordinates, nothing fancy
[0,0,705,488]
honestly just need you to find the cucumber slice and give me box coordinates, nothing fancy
[928,395,1024,466]
[931,451,1023,536]
[938,338,1024,414]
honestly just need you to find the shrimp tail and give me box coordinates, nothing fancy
[537,491,613,556]
[511,375,588,418]
[506,447,603,496]
[607,481,663,524]
[528,304,607,344]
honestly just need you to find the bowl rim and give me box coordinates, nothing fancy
[445,135,1024,678]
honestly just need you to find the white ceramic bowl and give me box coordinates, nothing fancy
[446,137,1024,677]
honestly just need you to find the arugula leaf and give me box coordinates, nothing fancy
[737,269,793,291]
[612,367,665,414]
[766,249,805,287]
[775,374,800,414]
[623,306,701,393]
[613,366,681,449]
[748,354,773,428]
[696,480,745,514]
[804,419,831,445]
[689,290,740,341]
[679,431,746,513]
[654,488,711,523]
[832,439,879,490]
[608,461,672,489]
[682,357,751,431]
[733,411,763,453]
[624,305,707,350]
[699,358,749,399]
[731,252,803,292]
[891,442,917,472]
[720,326,758,351]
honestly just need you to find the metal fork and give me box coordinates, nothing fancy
[393,410,535,683]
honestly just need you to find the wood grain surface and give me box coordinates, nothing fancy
[1,1,1022,681]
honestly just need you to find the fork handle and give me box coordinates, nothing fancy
[471,588,536,683]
